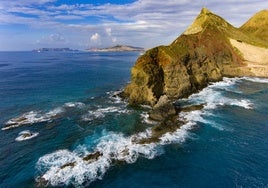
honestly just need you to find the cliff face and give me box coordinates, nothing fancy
[124,8,268,106]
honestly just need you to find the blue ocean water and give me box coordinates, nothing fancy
[0,52,267,188]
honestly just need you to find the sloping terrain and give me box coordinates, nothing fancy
[124,8,268,106]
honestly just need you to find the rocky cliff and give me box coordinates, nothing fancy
[124,8,268,107]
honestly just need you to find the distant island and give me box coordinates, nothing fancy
[87,45,145,52]
[32,48,79,52]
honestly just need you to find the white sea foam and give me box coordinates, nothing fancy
[64,102,85,108]
[242,76,268,83]
[36,116,194,187]
[2,111,51,130]
[177,77,254,131]
[107,90,125,104]
[45,107,64,117]
[15,130,39,141]
[3,101,86,130]
[140,112,157,124]
[160,123,191,144]
[82,106,131,122]
[36,130,161,187]
[186,78,253,110]
[2,107,65,130]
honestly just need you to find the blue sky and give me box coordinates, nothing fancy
[0,0,267,51]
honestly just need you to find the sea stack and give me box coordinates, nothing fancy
[124,8,268,107]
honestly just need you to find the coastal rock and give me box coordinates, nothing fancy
[124,8,268,106]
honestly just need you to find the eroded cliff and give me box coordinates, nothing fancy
[124,8,268,107]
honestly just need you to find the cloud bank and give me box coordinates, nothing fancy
[0,0,267,50]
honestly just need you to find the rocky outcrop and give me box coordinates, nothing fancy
[124,8,268,107]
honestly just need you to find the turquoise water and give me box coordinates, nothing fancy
[0,52,267,187]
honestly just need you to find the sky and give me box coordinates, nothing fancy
[0,0,267,51]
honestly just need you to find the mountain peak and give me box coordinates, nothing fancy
[200,7,211,14]
[183,7,233,35]
[183,7,214,35]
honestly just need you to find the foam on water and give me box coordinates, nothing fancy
[82,106,131,122]
[140,112,157,125]
[107,89,126,104]
[242,76,268,83]
[64,102,85,108]
[36,130,162,187]
[3,111,51,130]
[15,130,39,141]
[2,102,86,130]
[186,78,254,110]
[177,77,254,131]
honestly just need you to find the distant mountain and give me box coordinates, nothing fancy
[87,45,145,52]
[32,48,79,52]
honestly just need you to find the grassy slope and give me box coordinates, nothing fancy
[240,10,268,44]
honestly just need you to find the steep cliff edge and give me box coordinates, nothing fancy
[124,8,268,107]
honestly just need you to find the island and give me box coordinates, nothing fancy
[87,45,145,52]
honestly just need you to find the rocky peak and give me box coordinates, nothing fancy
[183,7,233,35]
[200,7,211,14]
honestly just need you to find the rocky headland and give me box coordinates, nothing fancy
[123,8,268,123]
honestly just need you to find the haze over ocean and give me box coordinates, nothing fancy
[0,51,267,187]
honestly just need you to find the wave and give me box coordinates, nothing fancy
[106,89,125,104]
[242,76,268,83]
[140,112,157,125]
[3,111,52,130]
[64,102,85,108]
[185,78,253,110]
[2,102,85,130]
[81,106,131,122]
[36,121,194,187]
[36,130,163,187]
[15,130,39,141]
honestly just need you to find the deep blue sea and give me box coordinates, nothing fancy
[0,51,267,188]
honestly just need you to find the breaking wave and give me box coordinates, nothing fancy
[15,130,39,141]
[81,106,131,122]
[36,130,163,187]
[2,102,85,130]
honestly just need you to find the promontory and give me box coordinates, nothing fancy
[123,8,268,108]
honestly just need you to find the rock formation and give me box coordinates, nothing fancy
[124,8,268,108]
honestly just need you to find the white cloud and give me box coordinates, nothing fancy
[35,33,68,46]
[48,33,66,42]
[90,33,101,46]
[112,37,117,43]
[90,33,100,41]
[105,28,112,36]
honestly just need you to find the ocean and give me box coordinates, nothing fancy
[0,51,267,188]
